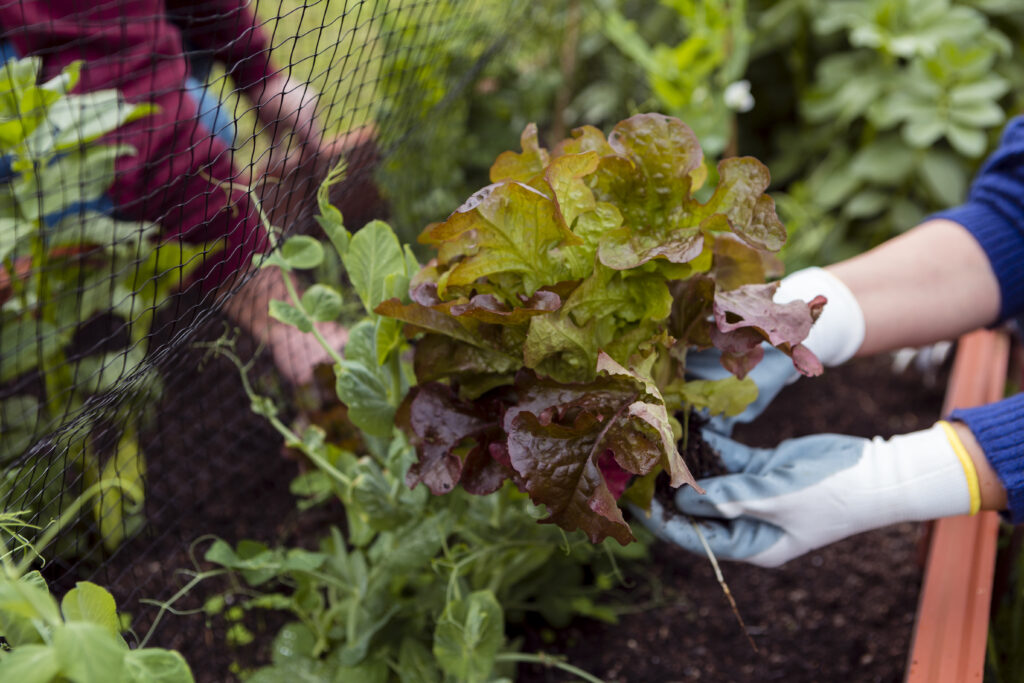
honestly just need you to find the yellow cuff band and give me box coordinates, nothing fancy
[938,420,981,516]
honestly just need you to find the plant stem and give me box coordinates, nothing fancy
[689,516,758,653]
[279,263,345,367]
[495,652,605,683]
[137,568,227,648]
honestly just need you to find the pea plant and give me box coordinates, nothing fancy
[0,487,194,683]
[0,57,198,553]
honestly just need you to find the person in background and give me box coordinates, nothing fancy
[648,116,1024,567]
[0,0,376,385]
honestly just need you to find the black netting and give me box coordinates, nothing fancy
[0,0,520,668]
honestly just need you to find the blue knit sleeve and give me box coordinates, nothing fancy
[951,395,1024,523]
[932,115,1024,321]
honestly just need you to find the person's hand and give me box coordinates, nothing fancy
[641,422,979,567]
[255,72,324,148]
[686,266,867,434]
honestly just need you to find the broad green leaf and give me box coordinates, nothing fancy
[679,377,759,417]
[0,215,20,261]
[53,622,128,683]
[949,99,1004,128]
[76,346,148,395]
[0,644,60,683]
[122,648,195,683]
[562,265,672,326]
[343,219,413,313]
[233,540,280,587]
[374,315,403,367]
[919,149,967,206]
[335,360,394,438]
[949,77,1010,105]
[94,433,146,550]
[270,622,317,665]
[0,319,61,383]
[280,235,324,270]
[433,591,504,683]
[489,122,549,182]
[47,212,157,253]
[945,122,987,157]
[398,638,441,683]
[336,603,400,668]
[331,656,390,683]
[269,299,313,333]
[300,284,343,322]
[543,151,600,230]
[25,144,131,221]
[0,575,61,626]
[523,313,598,383]
[61,582,119,635]
[421,181,580,299]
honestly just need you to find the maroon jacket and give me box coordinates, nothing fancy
[0,0,276,287]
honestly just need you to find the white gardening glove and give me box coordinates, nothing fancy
[642,422,981,567]
[686,266,866,433]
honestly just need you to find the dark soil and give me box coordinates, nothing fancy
[518,354,949,683]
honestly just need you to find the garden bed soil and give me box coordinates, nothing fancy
[517,353,949,683]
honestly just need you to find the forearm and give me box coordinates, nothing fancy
[825,218,1001,356]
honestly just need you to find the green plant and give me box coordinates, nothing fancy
[0,57,198,553]
[184,173,634,681]
[0,486,194,683]
[598,0,753,157]
[746,0,1024,266]
[379,113,822,544]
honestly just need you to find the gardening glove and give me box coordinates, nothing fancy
[642,422,981,567]
[687,267,866,433]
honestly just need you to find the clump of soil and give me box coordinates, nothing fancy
[518,353,949,683]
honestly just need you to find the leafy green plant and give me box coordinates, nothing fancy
[378,113,823,544]
[597,0,753,157]
[0,486,194,683]
[745,0,1024,266]
[0,56,197,552]
[186,174,634,681]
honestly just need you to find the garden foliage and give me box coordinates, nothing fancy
[0,572,194,683]
[602,0,1024,266]
[0,57,189,554]
[206,170,642,681]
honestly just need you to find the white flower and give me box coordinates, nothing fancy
[723,80,754,113]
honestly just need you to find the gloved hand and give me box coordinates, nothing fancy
[686,266,867,434]
[642,422,980,567]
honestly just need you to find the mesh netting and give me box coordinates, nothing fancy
[0,0,520,665]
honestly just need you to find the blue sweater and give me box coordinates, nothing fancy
[933,115,1024,523]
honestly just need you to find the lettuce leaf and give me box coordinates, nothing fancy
[381,114,827,544]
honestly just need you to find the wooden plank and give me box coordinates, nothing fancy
[905,329,1009,682]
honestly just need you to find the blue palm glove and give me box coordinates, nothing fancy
[641,423,980,567]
